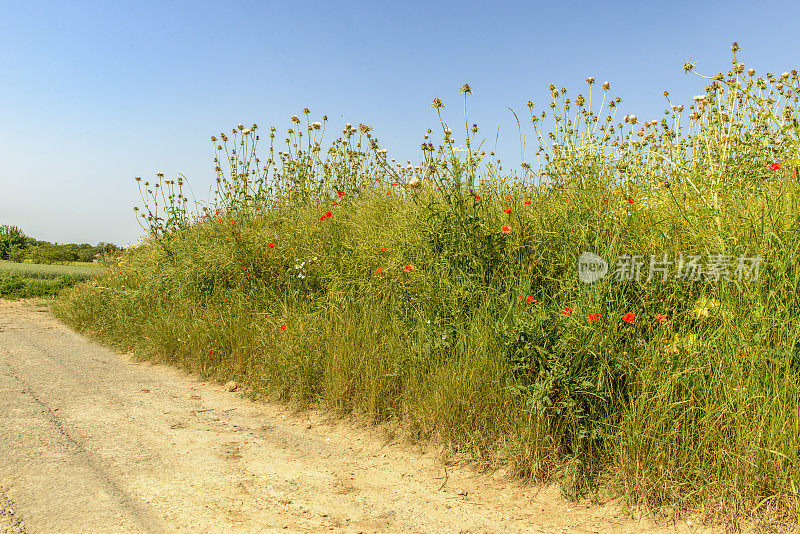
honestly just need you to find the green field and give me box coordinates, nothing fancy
[0,260,101,298]
[0,260,101,278]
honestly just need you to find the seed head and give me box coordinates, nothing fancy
[586,76,595,85]
[683,61,695,73]
[748,68,755,76]
[431,98,444,109]
[312,121,321,129]
[602,81,610,90]
[459,84,472,94]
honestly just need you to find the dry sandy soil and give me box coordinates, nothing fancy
[0,299,719,533]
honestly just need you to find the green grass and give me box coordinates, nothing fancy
[0,260,100,299]
[52,51,800,529]
[0,260,101,278]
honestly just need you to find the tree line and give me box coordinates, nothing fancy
[0,225,120,264]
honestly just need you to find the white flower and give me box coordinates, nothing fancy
[408,176,421,189]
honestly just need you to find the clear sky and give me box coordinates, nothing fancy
[2,0,799,246]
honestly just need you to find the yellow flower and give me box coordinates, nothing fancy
[692,296,718,319]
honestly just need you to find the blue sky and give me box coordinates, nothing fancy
[2,0,799,246]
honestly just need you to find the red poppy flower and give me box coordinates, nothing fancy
[587,313,602,323]
[505,195,512,202]
[337,190,345,197]
[267,242,275,248]
[655,314,667,323]
[770,162,781,171]
[524,200,532,206]
[213,323,218,327]
[223,298,229,303]
[501,225,511,233]
[525,295,536,304]
[603,199,609,204]
[503,208,512,214]
[209,350,214,355]
[320,215,327,221]
[474,196,480,201]
[325,212,333,218]
[255,207,260,211]
[374,267,383,275]
[561,307,573,316]
[404,264,414,272]
[628,198,635,203]
[280,324,287,330]
[622,312,636,324]
[380,247,387,252]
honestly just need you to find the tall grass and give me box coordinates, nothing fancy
[54,47,800,527]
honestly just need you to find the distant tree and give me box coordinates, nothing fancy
[76,248,96,262]
[6,244,25,262]
[0,225,27,260]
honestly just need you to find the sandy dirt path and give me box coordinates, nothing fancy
[0,299,713,533]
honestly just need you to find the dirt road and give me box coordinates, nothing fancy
[0,299,711,533]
